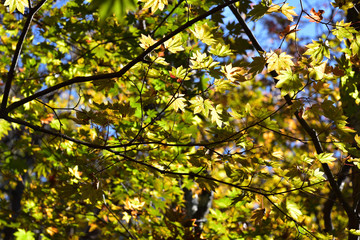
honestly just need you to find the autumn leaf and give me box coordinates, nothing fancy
[315,153,336,164]
[4,0,28,13]
[279,25,299,39]
[139,34,157,50]
[304,8,324,23]
[268,3,297,22]
[141,0,168,13]
[251,208,265,225]
[171,94,187,112]
[275,70,302,96]
[221,63,247,82]
[40,113,54,124]
[286,201,302,221]
[190,23,216,46]
[164,34,184,53]
[266,51,294,73]
[69,165,82,179]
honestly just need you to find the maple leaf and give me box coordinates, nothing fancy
[4,0,28,13]
[211,105,223,127]
[304,40,330,64]
[40,113,54,124]
[169,65,191,80]
[221,63,247,82]
[139,34,157,50]
[141,0,168,13]
[286,201,302,221]
[268,3,297,22]
[69,165,82,179]
[189,96,213,118]
[266,51,294,73]
[171,94,187,112]
[304,8,324,23]
[209,43,233,57]
[190,23,216,46]
[279,25,299,39]
[248,56,266,74]
[275,70,302,96]
[164,34,184,53]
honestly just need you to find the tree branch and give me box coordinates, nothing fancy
[0,0,47,113]
[4,0,241,115]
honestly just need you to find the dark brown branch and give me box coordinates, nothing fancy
[4,0,241,115]
[0,0,47,113]
[3,115,109,149]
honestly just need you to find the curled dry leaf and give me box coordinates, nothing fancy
[304,8,325,23]
[279,25,300,39]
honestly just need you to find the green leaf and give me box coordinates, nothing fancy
[248,0,271,21]
[0,119,12,138]
[332,20,357,41]
[286,201,302,221]
[248,56,266,74]
[14,229,35,240]
[209,43,232,57]
[350,229,360,236]
[304,40,330,64]
[164,34,184,53]
[190,23,216,45]
[275,70,302,96]
[169,65,190,80]
[316,153,336,163]
[266,51,294,73]
[268,3,297,22]
[355,134,360,148]
[90,0,137,21]
[141,0,168,13]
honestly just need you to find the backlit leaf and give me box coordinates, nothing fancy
[266,51,294,73]
[190,23,216,45]
[304,8,325,23]
[268,3,297,22]
[171,94,187,112]
[141,0,168,13]
[4,0,28,13]
[316,153,336,163]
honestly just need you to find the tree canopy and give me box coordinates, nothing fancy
[1,0,360,239]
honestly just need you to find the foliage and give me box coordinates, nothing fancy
[1,0,360,239]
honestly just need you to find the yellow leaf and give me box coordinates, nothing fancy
[190,96,205,115]
[266,51,294,73]
[211,106,223,127]
[46,227,58,236]
[286,201,302,221]
[268,3,297,22]
[141,0,168,13]
[139,34,157,50]
[69,165,82,179]
[164,34,184,53]
[4,0,28,14]
[221,63,247,82]
[171,94,187,112]
[190,23,216,46]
